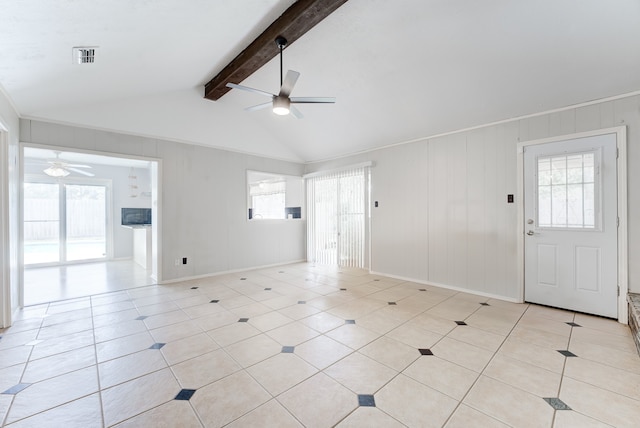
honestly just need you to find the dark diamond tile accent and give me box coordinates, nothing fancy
[175,389,196,401]
[358,394,376,407]
[240,278,247,280]
[419,289,427,291]
[2,383,31,395]
[543,397,571,410]
[340,288,347,291]
[210,299,220,303]
[135,316,148,320]
[557,350,577,357]
[455,321,467,325]
[264,288,272,291]
[282,346,295,353]
[149,343,166,349]
[388,302,397,306]
[279,271,285,273]
[298,301,306,304]
[418,349,433,356]
[238,318,249,323]
[374,279,380,282]
[566,322,581,327]
[480,302,490,306]
[345,320,356,324]
[190,287,198,290]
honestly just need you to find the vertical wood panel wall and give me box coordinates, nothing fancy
[19,120,306,282]
[306,94,640,299]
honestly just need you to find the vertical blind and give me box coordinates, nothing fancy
[306,167,367,268]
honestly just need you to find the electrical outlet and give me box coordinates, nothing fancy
[174,259,179,266]
[182,257,187,265]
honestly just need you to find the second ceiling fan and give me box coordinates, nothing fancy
[226,36,335,119]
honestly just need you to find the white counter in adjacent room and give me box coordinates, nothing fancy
[124,226,152,269]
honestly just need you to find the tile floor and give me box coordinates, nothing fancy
[24,260,154,305]
[1,263,639,427]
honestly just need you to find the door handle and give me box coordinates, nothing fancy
[527,230,535,236]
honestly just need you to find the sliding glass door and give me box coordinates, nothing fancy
[307,167,368,268]
[66,184,107,261]
[24,180,108,266]
[23,183,61,264]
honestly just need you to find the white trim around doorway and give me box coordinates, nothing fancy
[516,126,628,324]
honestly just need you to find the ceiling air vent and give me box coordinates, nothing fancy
[72,46,98,64]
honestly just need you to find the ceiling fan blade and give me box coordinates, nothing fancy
[226,83,275,98]
[245,101,273,112]
[290,97,336,104]
[65,164,92,168]
[67,167,95,177]
[279,70,300,97]
[289,106,303,119]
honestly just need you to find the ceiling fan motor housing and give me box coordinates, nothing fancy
[273,96,291,115]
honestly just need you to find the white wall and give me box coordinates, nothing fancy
[306,94,640,298]
[0,89,20,327]
[19,119,306,282]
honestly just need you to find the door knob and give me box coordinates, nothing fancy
[527,230,534,236]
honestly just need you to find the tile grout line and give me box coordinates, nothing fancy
[89,296,107,428]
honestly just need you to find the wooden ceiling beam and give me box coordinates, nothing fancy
[204,0,348,101]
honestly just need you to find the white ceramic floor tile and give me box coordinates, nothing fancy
[100,368,180,426]
[6,366,100,424]
[5,393,103,428]
[278,373,358,428]
[113,400,203,428]
[376,373,458,428]
[190,370,271,427]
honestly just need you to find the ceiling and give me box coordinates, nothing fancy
[2,1,640,164]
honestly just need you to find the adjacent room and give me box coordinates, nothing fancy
[21,147,158,305]
[0,1,639,427]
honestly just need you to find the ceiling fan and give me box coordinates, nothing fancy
[40,152,95,177]
[226,36,335,119]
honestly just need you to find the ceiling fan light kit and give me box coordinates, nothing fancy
[40,151,95,178]
[44,166,70,178]
[273,96,290,115]
[225,36,335,119]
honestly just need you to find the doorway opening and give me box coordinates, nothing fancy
[21,146,161,306]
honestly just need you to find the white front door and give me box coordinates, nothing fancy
[524,133,618,318]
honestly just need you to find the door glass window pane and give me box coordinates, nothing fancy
[66,185,107,261]
[24,183,60,264]
[537,152,597,229]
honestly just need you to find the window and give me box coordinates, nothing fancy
[249,180,285,219]
[537,151,597,229]
[247,171,303,220]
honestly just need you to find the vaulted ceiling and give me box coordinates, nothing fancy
[2,0,640,163]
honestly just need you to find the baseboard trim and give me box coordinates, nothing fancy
[160,260,307,285]
[369,270,522,303]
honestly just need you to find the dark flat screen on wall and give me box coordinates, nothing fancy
[121,208,152,225]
